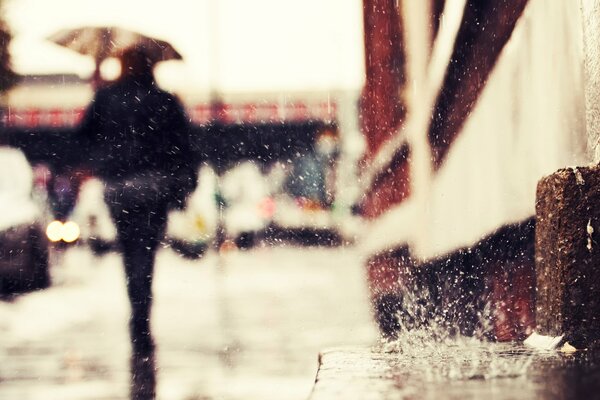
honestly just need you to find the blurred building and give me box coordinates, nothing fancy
[0,21,17,95]
[358,0,594,340]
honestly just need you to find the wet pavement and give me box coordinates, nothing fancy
[0,245,377,400]
[311,338,600,400]
[4,244,600,400]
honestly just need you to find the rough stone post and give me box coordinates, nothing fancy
[535,164,600,347]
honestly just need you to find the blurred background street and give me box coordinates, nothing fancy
[3,0,600,399]
[0,245,376,400]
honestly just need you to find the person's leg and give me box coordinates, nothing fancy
[122,231,160,400]
[121,231,159,354]
[108,195,167,354]
[111,204,165,400]
[104,175,175,399]
[105,178,169,347]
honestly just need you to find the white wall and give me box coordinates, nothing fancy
[582,0,600,162]
[361,0,590,260]
[418,0,588,258]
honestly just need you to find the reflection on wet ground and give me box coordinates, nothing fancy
[4,245,600,399]
[313,335,600,399]
[0,246,376,399]
[386,342,600,398]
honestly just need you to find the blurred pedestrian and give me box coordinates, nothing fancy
[76,46,196,372]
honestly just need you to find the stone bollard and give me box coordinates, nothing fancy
[536,164,600,347]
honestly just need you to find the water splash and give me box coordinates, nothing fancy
[379,283,536,383]
[380,327,535,383]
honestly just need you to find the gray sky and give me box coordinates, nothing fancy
[5,0,365,94]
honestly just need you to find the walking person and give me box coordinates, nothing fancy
[77,45,196,399]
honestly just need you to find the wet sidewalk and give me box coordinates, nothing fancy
[0,245,377,400]
[310,341,600,400]
[310,347,399,400]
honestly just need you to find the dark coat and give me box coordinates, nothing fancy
[78,75,197,209]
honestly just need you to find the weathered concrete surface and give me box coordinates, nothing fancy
[536,164,600,347]
[309,348,398,400]
[310,345,600,400]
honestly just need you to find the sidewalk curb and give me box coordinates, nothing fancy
[309,347,400,400]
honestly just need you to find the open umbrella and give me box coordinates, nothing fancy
[47,26,182,87]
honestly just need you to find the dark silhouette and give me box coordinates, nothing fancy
[77,46,196,399]
[0,20,18,93]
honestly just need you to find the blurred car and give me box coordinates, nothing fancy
[0,147,50,294]
[72,163,272,256]
[70,177,117,255]
[73,168,217,259]
[267,133,343,246]
[43,169,87,247]
[219,161,273,249]
[72,166,221,258]
[165,165,218,258]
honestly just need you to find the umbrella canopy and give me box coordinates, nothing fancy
[47,26,183,64]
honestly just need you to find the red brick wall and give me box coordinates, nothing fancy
[359,0,407,160]
[359,145,411,219]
